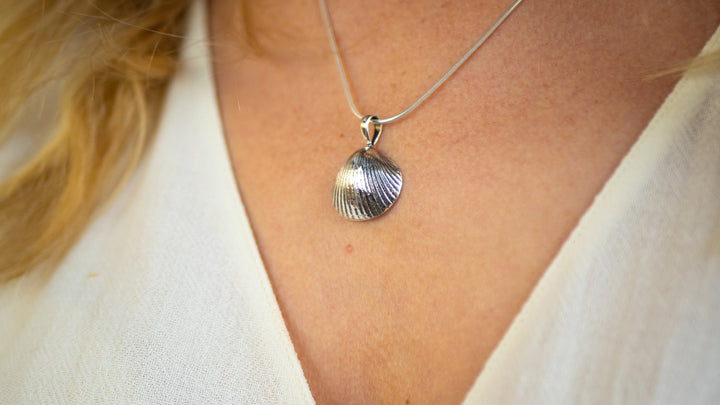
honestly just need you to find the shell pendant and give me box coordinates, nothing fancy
[333,116,403,221]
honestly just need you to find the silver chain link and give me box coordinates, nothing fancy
[318,0,527,125]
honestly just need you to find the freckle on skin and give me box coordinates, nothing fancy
[346,244,354,254]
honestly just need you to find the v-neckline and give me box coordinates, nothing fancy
[188,1,720,402]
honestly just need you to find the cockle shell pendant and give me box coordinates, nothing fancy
[333,116,403,221]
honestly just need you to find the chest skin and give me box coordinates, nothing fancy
[209,0,719,403]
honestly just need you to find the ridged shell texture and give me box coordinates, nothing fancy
[333,147,403,220]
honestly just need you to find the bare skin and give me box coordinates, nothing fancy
[210,1,719,403]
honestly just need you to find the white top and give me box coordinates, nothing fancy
[1,3,719,404]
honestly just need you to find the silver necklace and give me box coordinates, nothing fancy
[322,0,526,221]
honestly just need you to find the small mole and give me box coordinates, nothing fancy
[339,132,345,138]
[406,399,410,405]
[345,244,354,254]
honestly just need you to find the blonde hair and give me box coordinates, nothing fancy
[0,0,191,280]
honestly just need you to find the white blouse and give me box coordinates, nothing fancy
[1,2,719,404]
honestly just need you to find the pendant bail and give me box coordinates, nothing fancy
[361,115,383,148]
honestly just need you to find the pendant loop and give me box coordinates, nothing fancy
[360,115,383,147]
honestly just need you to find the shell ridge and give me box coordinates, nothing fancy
[372,163,395,208]
[366,159,388,212]
[366,151,394,214]
[371,152,400,213]
[356,156,371,219]
[332,147,403,221]
[375,156,401,197]
[339,159,353,219]
[378,158,402,189]
[359,151,378,219]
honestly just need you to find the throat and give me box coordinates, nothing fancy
[209,0,719,403]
